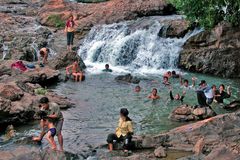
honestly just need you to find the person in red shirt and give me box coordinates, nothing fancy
[64,15,76,52]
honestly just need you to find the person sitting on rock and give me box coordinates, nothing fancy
[162,76,171,86]
[66,60,85,82]
[32,97,64,151]
[169,86,186,102]
[214,84,231,103]
[134,85,141,93]
[107,108,133,153]
[42,117,57,150]
[102,64,112,72]
[39,47,49,65]
[148,88,160,100]
[195,80,214,106]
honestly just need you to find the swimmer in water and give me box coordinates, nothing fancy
[148,88,160,100]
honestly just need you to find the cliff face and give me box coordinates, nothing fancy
[179,23,240,78]
[38,0,175,31]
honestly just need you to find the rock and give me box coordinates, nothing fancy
[48,51,86,70]
[0,80,73,126]
[169,105,216,122]
[38,0,175,30]
[179,22,240,78]
[0,83,24,101]
[154,146,167,158]
[193,138,205,155]
[0,60,60,85]
[158,19,190,38]
[224,100,240,110]
[0,146,80,160]
[205,145,239,160]
[115,74,140,84]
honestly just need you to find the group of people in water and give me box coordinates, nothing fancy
[29,15,233,153]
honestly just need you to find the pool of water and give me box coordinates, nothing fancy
[1,71,239,157]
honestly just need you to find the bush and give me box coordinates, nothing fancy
[34,88,48,95]
[47,14,65,28]
[169,0,240,29]
[76,0,108,3]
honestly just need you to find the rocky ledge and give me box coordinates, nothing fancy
[179,22,240,78]
[0,60,74,131]
[38,0,175,31]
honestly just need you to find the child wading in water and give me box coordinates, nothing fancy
[43,117,57,150]
[107,108,133,153]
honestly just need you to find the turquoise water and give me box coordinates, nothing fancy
[1,71,239,156]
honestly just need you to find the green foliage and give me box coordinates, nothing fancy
[47,14,65,28]
[76,0,108,3]
[34,88,48,95]
[169,0,240,29]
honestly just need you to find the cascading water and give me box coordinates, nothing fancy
[78,16,202,74]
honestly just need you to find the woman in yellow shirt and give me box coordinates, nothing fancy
[107,108,133,152]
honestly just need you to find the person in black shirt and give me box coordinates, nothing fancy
[214,84,231,103]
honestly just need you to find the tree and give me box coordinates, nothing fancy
[169,0,240,29]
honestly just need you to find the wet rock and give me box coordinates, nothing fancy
[154,146,167,158]
[49,51,86,70]
[158,19,190,38]
[179,22,240,78]
[115,74,140,84]
[169,105,216,122]
[224,100,240,110]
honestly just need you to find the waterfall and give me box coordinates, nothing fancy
[78,16,202,75]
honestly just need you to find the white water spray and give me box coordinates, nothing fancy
[78,16,202,75]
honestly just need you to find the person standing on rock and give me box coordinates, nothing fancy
[214,84,232,103]
[65,15,76,52]
[33,97,64,151]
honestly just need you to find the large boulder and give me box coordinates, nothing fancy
[115,74,140,84]
[169,104,216,122]
[0,80,73,127]
[158,19,191,38]
[179,23,240,78]
[48,51,86,70]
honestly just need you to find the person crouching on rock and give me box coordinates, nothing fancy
[107,108,133,153]
[39,47,49,66]
[65,15,76,52]
[148,88,160,100]
[66,60,85,82]
[42,117,57,150]
[32,97,64,151]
